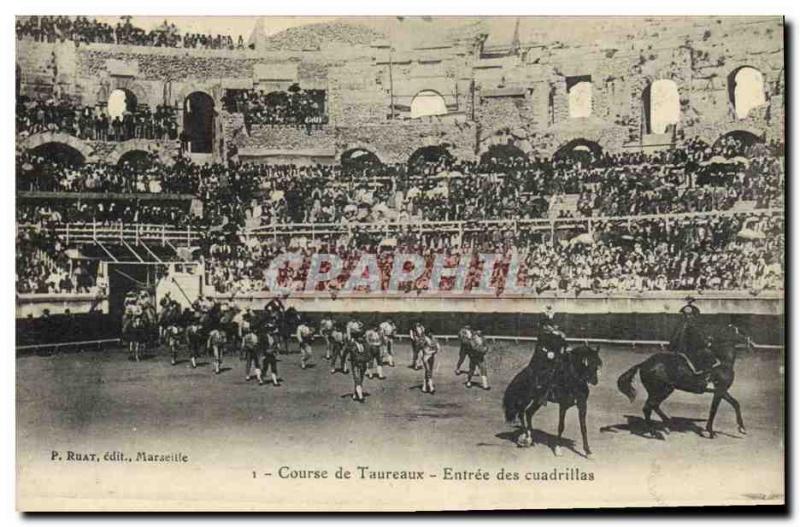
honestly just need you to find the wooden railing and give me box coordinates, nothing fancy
[17,222,202,247]
[245,208,784,237]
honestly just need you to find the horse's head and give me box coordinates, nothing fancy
[710,324,752,365]
[571,344,603,386]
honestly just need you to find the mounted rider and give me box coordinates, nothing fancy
[265,295,286,318]
[529,305,569,404]
[669,296,719,378]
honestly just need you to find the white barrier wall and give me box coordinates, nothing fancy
[16,293,108,318]
[209,290,784,316]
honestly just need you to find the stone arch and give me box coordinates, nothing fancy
[553,138,603,162]
[107,88,138,119]
[127,83,149,107]
[106,140,176,166]
[407,144,453,173]
[643,79,680,134]
[19,133,96,163]
[479,143,529,166]
[714,129,766,156]
[116,149,155,170]
[567,77,593,118]
[341,147,383,167]
[728,66,767,120]
[410,90,448,119]
[183,91,215,154]
[27,142,87,167]
[175,86,216,107]
[478,128,535,158]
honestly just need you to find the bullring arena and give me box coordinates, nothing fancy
[15,16,784,510]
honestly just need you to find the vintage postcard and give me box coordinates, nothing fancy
[15,15,784,511]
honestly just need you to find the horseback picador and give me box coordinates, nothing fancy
[265,295,286,317]
[529,305,569,404]
[668,296,719,389]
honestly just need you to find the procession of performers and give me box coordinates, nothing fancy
[129,291,715,409]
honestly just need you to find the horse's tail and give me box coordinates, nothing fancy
[617,362,642,403]
[502,368,532,423]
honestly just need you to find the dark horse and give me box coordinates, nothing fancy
[503,344,603,456]
[617,324,751,439]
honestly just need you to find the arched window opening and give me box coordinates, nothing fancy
[29,142,86,167]
[479,144,528,168]
[567,76,592,118]
[407,145,453,175]
[341,149,382,170]
[118,150,155,171]
[644,79,680,135]
[553,139,603,164]
[729,67,766,120]
[107,89,138,120]
[410,90,448,119]
[183,91,215,154]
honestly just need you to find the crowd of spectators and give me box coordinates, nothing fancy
[15,133,784,295]
[223,87,328,129]
[16,96,179,141]
[15,135,783,228]
[16,227,101,295]
[202,212,783,296]
[16,16,241,50]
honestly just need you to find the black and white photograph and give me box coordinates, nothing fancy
[12,13,785,511]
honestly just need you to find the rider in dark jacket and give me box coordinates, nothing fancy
[669,297,719,375]
[529,306,568,404]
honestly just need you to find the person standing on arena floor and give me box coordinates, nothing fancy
[455,324,474,375]
[378,319,397,367]
[420,333,440,394]
[329,322,348,374]
[409,321,427,370]
[346,318,364,343]
[259,321,280,387]
[465,330,490,390]
[347,337,372,402]
[319,317,334,360]
[242,325,261,384]
[296,322,314,369]
[364,327,386,380]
